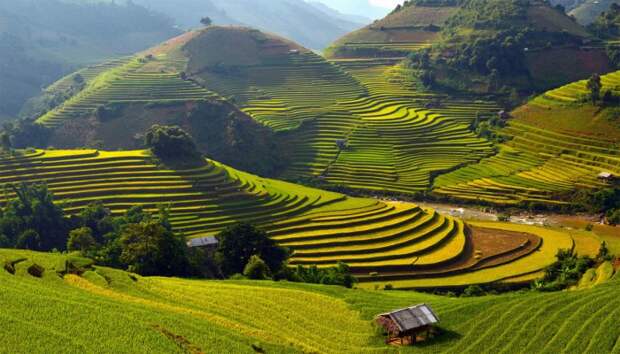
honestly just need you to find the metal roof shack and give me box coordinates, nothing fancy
[187,236,219,248]
[598,172,616,181]
[376,304,439,346]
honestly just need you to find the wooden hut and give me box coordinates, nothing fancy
[376,304,439,346]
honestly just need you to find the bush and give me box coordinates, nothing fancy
[462,285,485,297]
[243,255,271,280]
[293,262,357,288]
[67,227,97,253]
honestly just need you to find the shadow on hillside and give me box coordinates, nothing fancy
[414,327,462,348]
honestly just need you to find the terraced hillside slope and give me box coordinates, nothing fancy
[31,26,499,196]
[325,2,457,58]
[184,27,499,194]
[2,248,619,353]
[0,149,577,287]
[30,25,616,205]
[433,70,620,205]
[35,31,213,129]
[327,0,613,94]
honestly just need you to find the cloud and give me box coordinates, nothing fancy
[368,0,403,8]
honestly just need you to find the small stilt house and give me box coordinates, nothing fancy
[376,304,439,346]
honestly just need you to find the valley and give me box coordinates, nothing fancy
[1,0,620,352]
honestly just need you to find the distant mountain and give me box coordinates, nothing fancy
[307,1,373,24]
[569,0,619,24]
[125,0,367,50]
[327,0,611,94]
[0,0,180,120]
[549,0,619,25]
[311,0,395,19]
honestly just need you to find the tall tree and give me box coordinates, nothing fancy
[587,74,602,104]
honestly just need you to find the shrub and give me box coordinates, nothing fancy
[243,255,271,280]
[462,285,485,297]
[67,227,97,253]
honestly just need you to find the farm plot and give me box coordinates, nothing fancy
[4,247,618,354]
[0,149,566,287]
[433,120,619,205]
[37,46,216,129]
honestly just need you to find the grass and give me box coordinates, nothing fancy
[1,248,619,353]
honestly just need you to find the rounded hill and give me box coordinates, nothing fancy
[327,0,613,93]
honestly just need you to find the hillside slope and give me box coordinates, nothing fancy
[327,0,612,94]
[183,27,498,194]
[0,148,579,287]
[433,70,620,205]
[31,26,618,206]
[0,0,180,120]
[30,27,498,196]
[1,248,619,353]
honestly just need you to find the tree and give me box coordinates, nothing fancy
[78,201,114,243]
[587,74,602,104]
[145,125,202,165]
[597,241,612,261]
[67,227,97,253]
[200,17,212,26]
[0,183,70,251]
[119,218,190,276]
[215,223,289,277]
[243,255,271,280]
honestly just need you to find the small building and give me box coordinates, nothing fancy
[187,236,219,249]
[376,304,439,346]
[598,172,617,182]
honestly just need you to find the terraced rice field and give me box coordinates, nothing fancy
[0,149,571,287]
[434,71,620,205]
[335,41,432,57]
[2,249,619,353]
[199,46,498,193]
[36,42,216,129]
[534,70,620,106]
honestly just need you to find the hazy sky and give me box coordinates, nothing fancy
[368,0,404,8]
[314,0,404,19]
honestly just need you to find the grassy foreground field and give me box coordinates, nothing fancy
[2,248,620,353]
[0,149,579,288]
